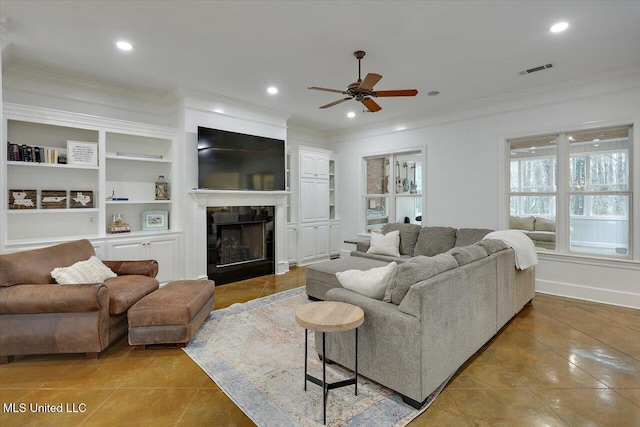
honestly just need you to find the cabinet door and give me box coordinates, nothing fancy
[315,180,330,221]
[299,224,317,261]
[108,240,145,260]
[147,238,178,283]
[286,226,297,264]
[300,178,317,222]
[315,223,330,258]
[300,153,317,178]
[330,222,341,255]
[314,155,330,179]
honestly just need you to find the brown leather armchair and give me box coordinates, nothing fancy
[0,239,159,363]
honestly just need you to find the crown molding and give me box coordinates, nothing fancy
[328,65,640,143]
[3,102,177,138]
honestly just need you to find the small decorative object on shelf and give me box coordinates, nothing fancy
[108,213,131,234]
[41,190,67,209]
[58,154,67,164]
[155,175,169,200]
[8,189,37,209]
[142,210,168,231]
[67,140,98,166]
[70,191,94,208]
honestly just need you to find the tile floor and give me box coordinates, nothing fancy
[1,266,638,426]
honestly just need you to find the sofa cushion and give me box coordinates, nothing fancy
[51,256,117,285]
[534,217,556,232]
[382,223,421,255]
[509,216,535,231]
[102,275,159,315]
[350,251,411,263]
[447,245,488,266]
[475,239,509,255]
[527,231,556,242]
[336,262,397,300]
[455,228,493,247]
[413,226,457,257]
[367,230,401,257]
[384,254,458,305]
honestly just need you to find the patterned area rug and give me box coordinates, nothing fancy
[184,287,445,426]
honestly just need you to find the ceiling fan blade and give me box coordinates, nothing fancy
[308,86,348,94]
[319,97,352,109]
[358,73,382,91]
[373,89,418,97]
[361,97,382,112]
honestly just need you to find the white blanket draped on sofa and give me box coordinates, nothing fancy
[484,230,538,269]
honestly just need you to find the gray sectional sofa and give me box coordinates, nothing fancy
[305,223,535,408]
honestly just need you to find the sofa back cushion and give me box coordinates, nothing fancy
[384,254,458,305]
[534,217,556,232]
[413,226,457,257]
[447,245,488,266]
[455,228,493,247]
[509,216,535,231]
[475,239,509,255]
[0,239,96,287]
[381,223,421,255]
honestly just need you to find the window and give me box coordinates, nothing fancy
[364,151,423,232]
[508,125,633,258]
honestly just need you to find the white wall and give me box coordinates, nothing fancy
[330,83,640,308]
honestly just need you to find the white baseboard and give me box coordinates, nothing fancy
[536,279,640,309]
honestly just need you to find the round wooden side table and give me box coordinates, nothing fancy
[295,301,365,425]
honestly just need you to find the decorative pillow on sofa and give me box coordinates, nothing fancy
[51,256,117,285]
[367,230,401,257]
[384,254,458,305]
[336,262,398,300]
[447,245,487,266]
[413,226,457,257]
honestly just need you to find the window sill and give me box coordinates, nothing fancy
[537,251,640,271]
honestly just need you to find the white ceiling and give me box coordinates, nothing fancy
[1,1,639,133]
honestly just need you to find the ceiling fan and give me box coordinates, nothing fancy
[308,50,418,113]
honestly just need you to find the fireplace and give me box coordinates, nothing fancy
[207,206,274,285]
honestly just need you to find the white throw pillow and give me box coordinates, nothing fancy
[336,262,398,300]
[367,230,401,257]
[51,256,117,285]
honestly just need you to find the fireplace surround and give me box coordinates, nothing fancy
[190,190,290,283]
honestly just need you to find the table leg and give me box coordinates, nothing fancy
[323,331,327,425]
[304,328,308,391]
[355,327,358,396]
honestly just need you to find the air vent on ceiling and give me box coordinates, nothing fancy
[519,63,553,76]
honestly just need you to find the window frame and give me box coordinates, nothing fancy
[504,123,636,261]
[362,147,425,234]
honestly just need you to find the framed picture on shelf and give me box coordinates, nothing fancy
[70,190,94,208]
[41,190,67,209]
[67,140,98,166]
[8,189,37,209]
[142,210,168,231]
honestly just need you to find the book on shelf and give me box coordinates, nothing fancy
[115,152,163,160]
[7,142,68,164]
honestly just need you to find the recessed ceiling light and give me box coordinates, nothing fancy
[267,87,278,95]
[347,112,356,118]
[427,91,440,96]
[116,41,133,51]
[550,22,569,33]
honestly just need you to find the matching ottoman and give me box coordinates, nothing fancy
[306,257,388,300]
[128,279,215,349]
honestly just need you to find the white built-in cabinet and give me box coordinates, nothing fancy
[287,146,340,265]
[1,104,181,281]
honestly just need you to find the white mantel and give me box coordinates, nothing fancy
[189,190,290,280]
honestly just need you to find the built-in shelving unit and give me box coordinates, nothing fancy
[1,104,180,276]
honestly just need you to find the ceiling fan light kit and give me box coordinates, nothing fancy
[308,50,418,113]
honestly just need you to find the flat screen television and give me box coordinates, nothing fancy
[197,126,285,191]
